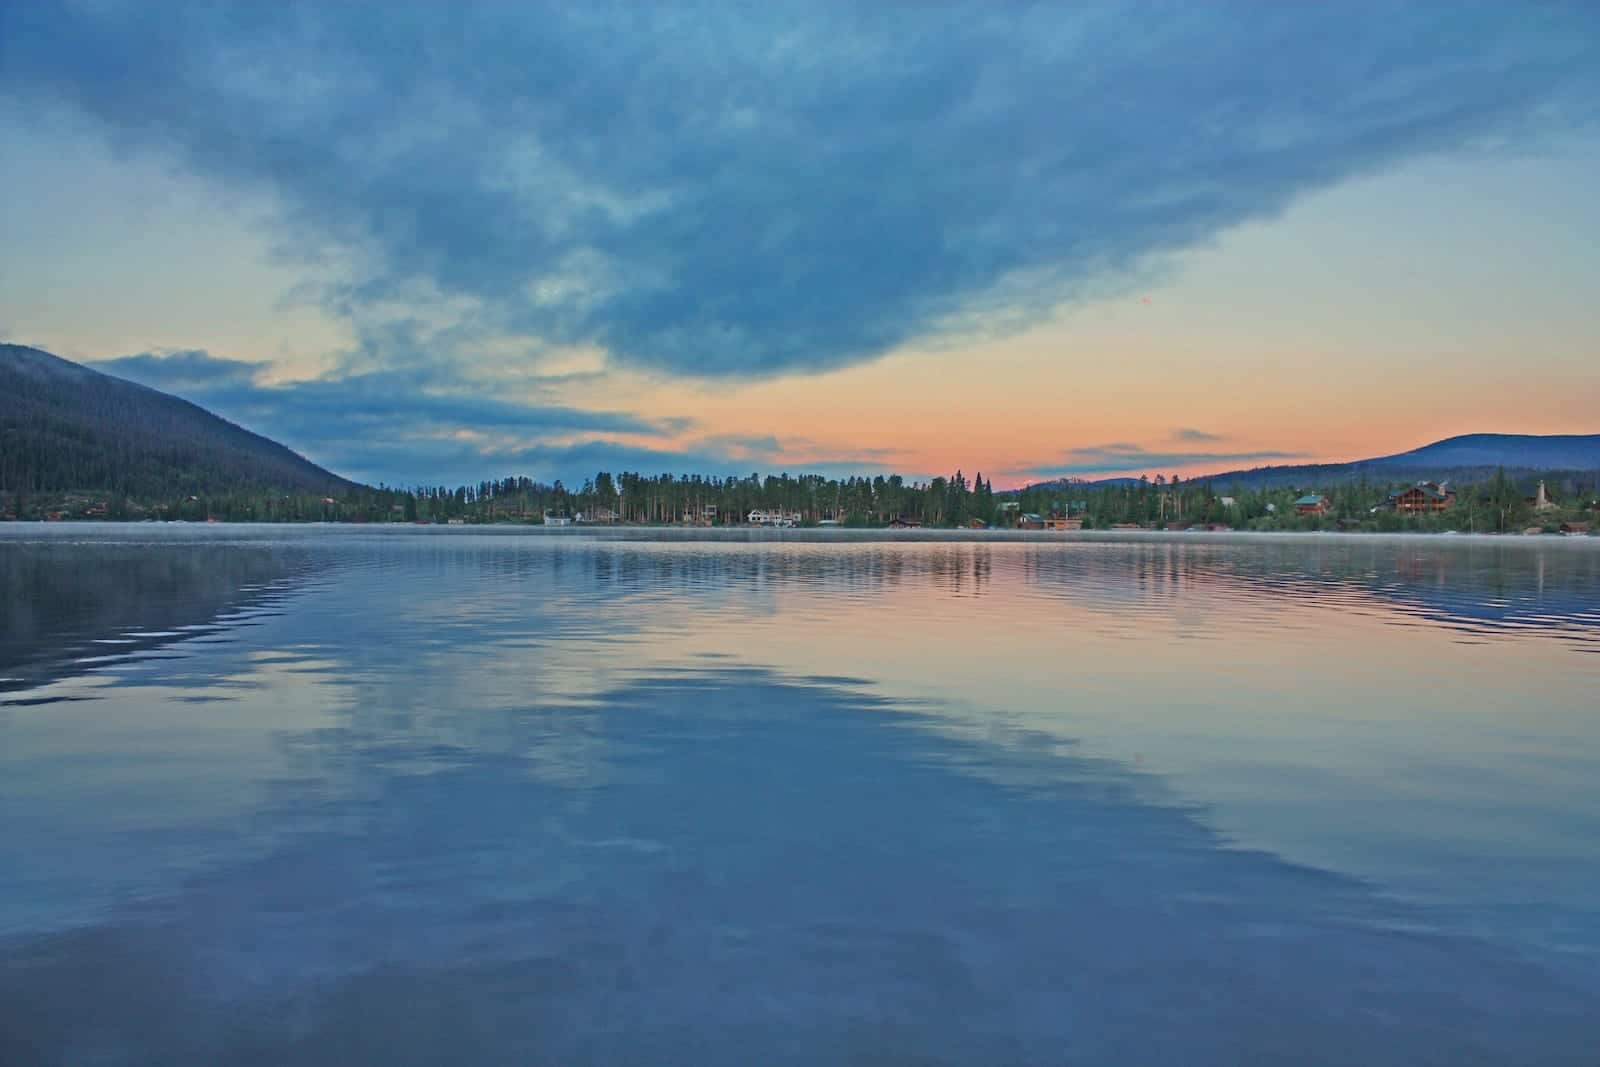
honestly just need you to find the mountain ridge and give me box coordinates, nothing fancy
[1026,433,1600,492]
[0,343,355,499]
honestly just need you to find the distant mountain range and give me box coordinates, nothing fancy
[0,344,353,498]
[1031,433,1600,492]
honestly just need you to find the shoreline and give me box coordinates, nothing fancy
[2,520,1596,548]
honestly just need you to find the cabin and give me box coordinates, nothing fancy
[1385,482,1455,513]
[1043,516,1083,530]
[1560,521,1591,536]
[887,516,923,529]
[965,518,988,529]
[1016,513,1045,530]
[1294,494,1330,515]
[748,508,800,527]
[544,513,572,527]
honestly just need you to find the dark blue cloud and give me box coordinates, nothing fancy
[95,349,268,390]
[5,3,1597,379]
[89,348,699,485]
[87,348,899,486]
[1018,443,1308,479]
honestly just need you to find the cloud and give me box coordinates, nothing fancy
[5,3,1596,380]
[89,347,701,484]
[1017,443,1308,479]
[1172,428,1225,444]
[85,346,912,485]
[95,349,269,391]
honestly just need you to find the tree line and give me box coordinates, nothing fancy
[8,466,1596,533]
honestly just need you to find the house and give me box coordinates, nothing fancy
[1043,515,1083,530]
[1016,512,1045,530]
[577,507,617,524]
[1294,494,1330,515]
[887,516,923,528]
[1560,521,1590,536]
[965,518,988,529]
[1385,482,1455,513]
[748,509,800,527]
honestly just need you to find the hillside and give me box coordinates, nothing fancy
[1027,434,1600,492]
[1366,433,1600,471]
[0,344,354,500]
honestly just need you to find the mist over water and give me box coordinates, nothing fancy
[2,526,1597,1064]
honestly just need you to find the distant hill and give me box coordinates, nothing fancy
[1024,433,1600,493]
[0,344,355,499]
[1362,433,1600,471]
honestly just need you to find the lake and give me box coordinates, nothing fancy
[2,525,1598,1064]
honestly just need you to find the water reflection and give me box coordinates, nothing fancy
[0,539,321,697]
[1,529,1597,1064]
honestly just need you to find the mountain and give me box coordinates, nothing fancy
[1363,433,1600,471]
[0,343,354,499]
[1026,433,1600,492]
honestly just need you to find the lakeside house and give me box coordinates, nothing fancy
[748,508,801,527]
[1017,513,1045,530]
[1560,521,1590,536]
[1294,494,1331,515]
[1043,515,1083,530]
[1386,482,1455,513]
[544,512,572,526]
[965,518,988,529]
[887,516,923,528]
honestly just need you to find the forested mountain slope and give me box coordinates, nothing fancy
[0,344,353,498]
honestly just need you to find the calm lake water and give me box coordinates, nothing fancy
[2,525,1598,1065]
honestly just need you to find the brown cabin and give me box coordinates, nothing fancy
[1387,482,1455,513]
[1294,494,1331,515]
[1043,516,1083,531]
[887,516,923,529]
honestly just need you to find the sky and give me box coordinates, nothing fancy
[1,2,1597,489]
